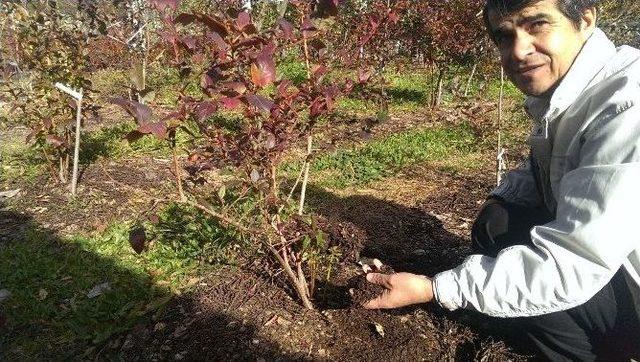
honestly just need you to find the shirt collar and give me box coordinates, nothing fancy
[524,28,617,127]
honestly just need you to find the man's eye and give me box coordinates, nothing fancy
[530,21,547,30]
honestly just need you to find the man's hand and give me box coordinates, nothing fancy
[363,272,434,309]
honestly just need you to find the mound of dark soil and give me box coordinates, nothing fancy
[348,265,395,307]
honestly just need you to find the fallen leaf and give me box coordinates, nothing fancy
[87,282,111,298]
[373,322,385,337]
[35,289,49,302]
[264,315,278,326]
[129,226,147,254]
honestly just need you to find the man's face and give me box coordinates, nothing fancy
[488,0,593,97]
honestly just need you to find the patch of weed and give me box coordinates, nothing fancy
[307,123,478,188]
[278,58,308,86]
[151,202,246,265]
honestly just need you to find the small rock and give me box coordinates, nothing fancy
[174,351,187,360]
[0,189,20,199]
[0,289,11,302]
[252,339,260,345]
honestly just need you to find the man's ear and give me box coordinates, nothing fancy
[580,7,597,35]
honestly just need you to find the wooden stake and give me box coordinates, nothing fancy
[70,90,83,195]
[497,67,506,186]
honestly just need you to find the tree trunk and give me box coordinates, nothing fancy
[433,66,446,107]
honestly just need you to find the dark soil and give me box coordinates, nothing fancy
[4,157,174,236]
[348,265,395,308]
[101,167,529,361]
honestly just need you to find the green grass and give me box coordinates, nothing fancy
[297,123,479,188]
[81,121,172,162]
[0,129,44,185]
[0,202,241,359]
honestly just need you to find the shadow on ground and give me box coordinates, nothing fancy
[0,200,292,360]
[305,184,470,275]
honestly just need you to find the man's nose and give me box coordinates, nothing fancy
[511,31,535,61]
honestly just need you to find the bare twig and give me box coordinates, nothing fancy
[464,62,477,97]
[172,145,185,201]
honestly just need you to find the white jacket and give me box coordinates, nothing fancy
[433,28,640,318]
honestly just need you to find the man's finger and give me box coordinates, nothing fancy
[363,294,388,309]
[366,272,392,288]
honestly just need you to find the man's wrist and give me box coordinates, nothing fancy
[432,270,462,311]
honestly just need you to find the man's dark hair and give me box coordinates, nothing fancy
[483,0,600,41]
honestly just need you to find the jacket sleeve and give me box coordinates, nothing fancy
[433,100,640,318]
[490,157,542,207]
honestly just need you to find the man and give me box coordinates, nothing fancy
[363,0,640,360]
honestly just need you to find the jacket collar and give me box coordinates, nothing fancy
[524,28,617,131]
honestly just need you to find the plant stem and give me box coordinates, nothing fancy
[464,62,477,97]
[172,144,185,201]
[301,14,311,79]
[298,134,312,215]
[187,199,312,309]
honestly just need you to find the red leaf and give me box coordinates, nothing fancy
[174,13,195,25]
[195,14,229,36]
[150,0,179,12]
[110,98,153,125]
[311,64,328,79]
[221,82,247,96]
[244,94,274,113]
[277,18,294,39]
[277,80,293,97]
[180,36,197,51]
[236,11,253,32]
[195,101,218,120]
[250,49,276,88]
[388,11,400,24]
[310,97,326,118]
[220,97,241,110]
[207,31,230,51]
[138,121,167,139]
[129,226,147,254]
[126,130,146,143]
[301,18,317,32]
[358,68,373,83]
[315,0,339,17]
[45,135,66,148]
[26,118,52,144]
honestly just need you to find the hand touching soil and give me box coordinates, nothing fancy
[362,272,434,309]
